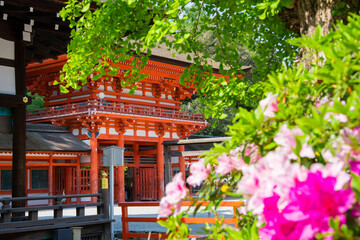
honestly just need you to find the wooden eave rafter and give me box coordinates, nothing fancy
[0,0,70,63]
[0,150,88,155]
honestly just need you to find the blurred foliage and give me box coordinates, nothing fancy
[26,92,45,110]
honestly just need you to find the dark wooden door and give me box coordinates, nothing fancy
[136,167,158,200]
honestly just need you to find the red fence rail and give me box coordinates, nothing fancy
[26,100,206,122]
[118,200,243,240]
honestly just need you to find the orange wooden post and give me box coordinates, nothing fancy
[118,133,125,202]
[157,136,164,199]
[90,134,99,202]
[121,204,129,240]
[76,155,81,203]
[48,155,53,205]
[133,143,140,200]
[179,145,185,181]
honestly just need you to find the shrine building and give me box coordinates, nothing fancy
[23,51,223,202]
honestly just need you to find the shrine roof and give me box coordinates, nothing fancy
[1,0,70,63]
[131,37,252,72]
[0,123,91,152]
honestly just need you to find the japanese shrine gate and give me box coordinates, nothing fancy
[25,54,211,201]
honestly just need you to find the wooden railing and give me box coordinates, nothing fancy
[118,200,243,240]
[26,100,206,122]
[0,193,111,238]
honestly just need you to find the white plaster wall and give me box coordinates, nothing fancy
[134,90,142,96]
[137,130,146,137]
[100,127,106,134]
[72,94,90,99]
[173,133,179,139]
[106,94,116,99]
[72,129,79,135]
[122,88,130,94]
[164,132,170,138]
[109,128,117,135]
[98,85,105,91]
[124,129,134,136]
[0,66,15,95]
[82,128,88,135]
[81,155,90,163]
[121,97,155,103]
[108,86,115,92]
[161,102,176,106]
[148,131,157,137]
[0,38,14,59]
[145,91,152,97]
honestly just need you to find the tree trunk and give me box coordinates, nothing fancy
[279,0,360,67]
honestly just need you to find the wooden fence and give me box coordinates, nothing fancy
[118,200,243,240]
[0,192,112,239]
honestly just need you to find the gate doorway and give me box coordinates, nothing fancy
[54,167,65,195]
[134,166,158,201]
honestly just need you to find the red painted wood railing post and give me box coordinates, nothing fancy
[121,205,129,240]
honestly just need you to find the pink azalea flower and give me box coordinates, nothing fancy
[314,95,330,108]
[158,197,173,218]
[158,198,183,218]
[324,112,348,123]
[215,144,261,175]
[215,151,245,175]
[259,92,279,118]
[165,173,187,204]
[274,124,315,160]
[259,194,315,240]
[284,171,354,235]
[350,160,360,176]
[260,171,354,239]
[237,148,307,216]
[310,162,350,191]
[350,203,360,217]
[187,158,211,187]
[341,127,360,146]
[244,143,262,163]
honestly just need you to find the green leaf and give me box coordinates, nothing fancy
[81,3,90,13]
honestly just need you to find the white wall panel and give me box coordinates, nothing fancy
[124,129,134,136]
[0,38,14,60]
[137,130,146,137]
[0,66,15,95]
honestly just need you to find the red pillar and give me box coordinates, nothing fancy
[90,134,98,202]
[157,136,164,199]
[48,155,53,205]
[76,155,81,203]
[133,143,140,200]
[179,145,186,181]
[118,134,125,202]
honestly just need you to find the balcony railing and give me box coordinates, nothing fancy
[26,100,206,122]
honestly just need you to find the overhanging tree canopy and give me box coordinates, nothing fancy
[58,0,359,118]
